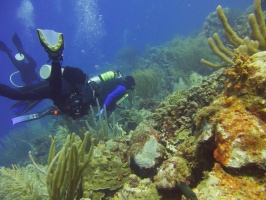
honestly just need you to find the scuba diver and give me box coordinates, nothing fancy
[0,33,41,85]
[0,29,136,125]
[0,33,42,116]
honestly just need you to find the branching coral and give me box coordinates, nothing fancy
[29,132,94,200]
[83,104,124,143]
[45,132,94,200]
[201,0,266,68]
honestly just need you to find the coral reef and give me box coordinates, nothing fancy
[82,138,131,199]
[117,108,144,133]
[44,132,94,200]
[0,132,94,200]
[152,69,226,151]
[194,163,266,199]
[148,51,266,199]
[0,165,47,200]
[202,7,233,39]
[128,123,166,177]
[134,135,160,168]
[0,120,52,167]
[201,0,266,68]
[3,2,266,200]
[112,174,160,200]
[154,155,191,189]
[115,46,140,70]
[200,51,266,169]
[145,34,214,78]
[193,51,266,198]
[132,68,162,99]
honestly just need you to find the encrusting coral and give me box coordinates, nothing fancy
[201,0,266,68]
[194,163,266,199]
[192,51,266,198]
[82,138,131,199]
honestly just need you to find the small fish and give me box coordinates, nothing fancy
[176,182,198,200]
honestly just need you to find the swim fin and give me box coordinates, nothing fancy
[12,113,40,125]
[10,100,42,116]
[37,29,64,61]
[12,33,25,53]
[12,106,60,125]
[0,41,12,53]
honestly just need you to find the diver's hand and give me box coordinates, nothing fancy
[95,109,104,121]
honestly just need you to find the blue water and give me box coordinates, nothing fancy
[0,0,252,137]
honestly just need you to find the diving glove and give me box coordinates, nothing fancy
[95,108,111,121]
[95,109,104,120]
[37,29,64,62]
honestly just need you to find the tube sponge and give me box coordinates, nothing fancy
[201,1,266,68]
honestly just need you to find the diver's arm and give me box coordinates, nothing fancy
[102,85,126,111]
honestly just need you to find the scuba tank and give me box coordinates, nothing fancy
[88,70,123,92]
[88,70,132,108]
[88,70,123,84]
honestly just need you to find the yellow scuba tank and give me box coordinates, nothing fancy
[88,70,123,88]
[88,71,115,85]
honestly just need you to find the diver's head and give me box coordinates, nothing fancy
[15,53,25,62]
[124,75,136,90]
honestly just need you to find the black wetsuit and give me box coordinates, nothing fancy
[0,59,130,119]
[7,52,40,85]
[0,62,94,119]
[0,33,40,85]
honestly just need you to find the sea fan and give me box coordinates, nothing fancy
[0,164,47,200]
